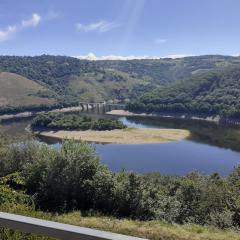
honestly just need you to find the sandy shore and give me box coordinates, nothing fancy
[106,110,221,123]
[106,110,153,117]
[37,127,190,144]
[0,111,33,120]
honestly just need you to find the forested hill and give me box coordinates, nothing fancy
[1,54,240,114]
[97,55,240,84]
[127,66,240,118]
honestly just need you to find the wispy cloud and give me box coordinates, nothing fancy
[74,52,193,61]
[0,25,17,42]
[155,38,167,44]
[74,52,161,61]
[76,20,120,33]
[21,13,41,28]
[0,13,41,42]
[162,54,193,59]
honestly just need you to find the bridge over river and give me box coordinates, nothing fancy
[79,101,125,112]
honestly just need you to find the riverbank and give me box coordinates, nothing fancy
[107,110,221,123]
[36,127,190,144]
[0,106,84,121]
[0,111,34,121]
[107,110,240,125]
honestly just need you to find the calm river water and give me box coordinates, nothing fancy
[1,113,240,176]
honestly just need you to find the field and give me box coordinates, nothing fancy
[36,127,190,144]
[0,72,55,107]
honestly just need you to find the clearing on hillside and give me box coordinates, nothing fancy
[0,72,55,108]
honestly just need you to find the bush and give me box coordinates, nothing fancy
[32,113,127,131]
[1,133,240,229]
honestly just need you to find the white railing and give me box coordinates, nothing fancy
[0,212,147,240]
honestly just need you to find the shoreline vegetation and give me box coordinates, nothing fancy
[0,106,84,121]
[31,111,190,144]
[1,107,239,126]
[36,127,190,144]
[108,109,240,125]
[107,109,222,123]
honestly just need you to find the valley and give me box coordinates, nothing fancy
[1,54,240,239]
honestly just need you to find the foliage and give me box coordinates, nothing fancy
[127,67,240,118]
[0,137,240,230]
[2,54,240,114]
[31,113,127,131]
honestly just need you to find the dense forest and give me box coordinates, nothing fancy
[2,55,240,118]
[32,113,127,130]
[3,55,240,88]
[127,67,240,118]
[0,135,240,239]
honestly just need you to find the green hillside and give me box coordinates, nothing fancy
[2,55,240,115]
[0,55,146,104]
[66,69,146,102]
[0,72,55,109]
[98,55,240,83]
[127,66,240,118]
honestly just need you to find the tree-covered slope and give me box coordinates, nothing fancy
[98,55,240,84]
[127,67,240,118]
[2,55,240,113]
[0,55,146,103]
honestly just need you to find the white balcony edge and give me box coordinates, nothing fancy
[0,212,147,240]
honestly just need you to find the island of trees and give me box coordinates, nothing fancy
[31,112,127,131]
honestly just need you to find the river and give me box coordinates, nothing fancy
[1,112,240,176]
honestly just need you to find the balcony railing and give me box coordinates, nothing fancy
[0,212,147,240]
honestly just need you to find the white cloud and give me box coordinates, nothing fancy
[76,20,119,33]
[155,38,167,44]
[231,53,240,57]
[0,13,41,42]
[21,13,41,28]
[74,53,194,61]
[162,54,193,59]
[74,53,160,61]
[0,25,17,42]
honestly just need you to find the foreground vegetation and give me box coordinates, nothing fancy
[0,133,240,239]
[32,113,127,130]
[1,207,240,240]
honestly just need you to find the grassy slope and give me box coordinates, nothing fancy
[0,72,55,108]
[57,213,240,240]
[2,205,240,240]
[66,69,145,102]
[2,55,240,107]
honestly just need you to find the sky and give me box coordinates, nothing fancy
[0,0,240,59]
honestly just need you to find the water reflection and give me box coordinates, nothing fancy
[1,113,240,175]
[122,116,240,152]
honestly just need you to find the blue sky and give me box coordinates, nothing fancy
[0,0,240,58]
